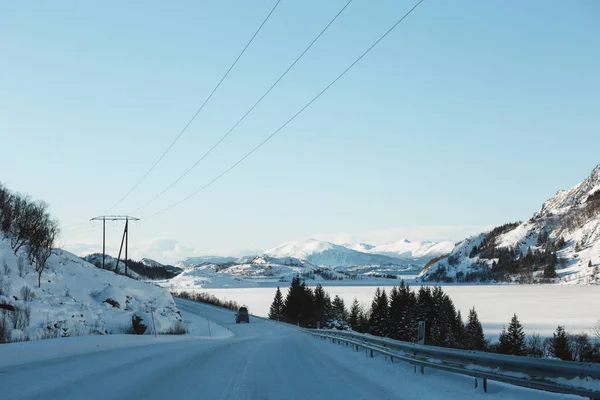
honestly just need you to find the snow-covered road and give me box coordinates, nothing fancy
[0,299,577,400]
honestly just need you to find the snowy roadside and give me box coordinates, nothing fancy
[306,334,581,400]
[0,299,233,370]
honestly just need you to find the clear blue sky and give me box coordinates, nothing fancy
[1,0,599,263]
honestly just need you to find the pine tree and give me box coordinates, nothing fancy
[298,282,315,327]
[415,286,434,343]
[506,313,526,356]
[332,295,347,323]
[465,307,486,351]
[349,298,361,331]
[551,325,571,361]
[368,288,389,337]
[388,286,402,339]
[497,326,510,354]
[268,287,284,320]
[543,254,557,279]
[282,276,303,324]
[313,284,327,327]
[451,310,466,349]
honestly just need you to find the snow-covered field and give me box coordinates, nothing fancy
[196,285,600,340]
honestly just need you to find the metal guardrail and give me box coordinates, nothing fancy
[304,329,600,399]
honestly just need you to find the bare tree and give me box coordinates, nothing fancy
[32,219,59,288]
[0,184,13,233]
[592,320,600,339]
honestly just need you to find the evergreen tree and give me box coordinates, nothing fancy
[268,286,284,320]
[368,288,389,337]
[506,313,526,356]
[397,281,416,342]
[429,287,455,347]
[298,282,315,327]
[551,325,571,361]
[497,326,510,354]
[415,286,434,343]
[282,276,303,324]
[323,293,333,325]
[313,284,327,327]
[388,286,402,339]
[349,298,361,331]
[331,295,347,323]
[543,254,557,279]
[451,309,466,349]
[465,307,486,351]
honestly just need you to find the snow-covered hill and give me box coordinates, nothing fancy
[0,235,182,343]
[346,239,454,260]
[418,165,600,284]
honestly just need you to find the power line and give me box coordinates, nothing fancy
[104,0,283,213]
[142,0,424,220]
[128,0,355,215]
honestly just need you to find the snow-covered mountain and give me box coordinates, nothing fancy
[264,238,412,268]
[0,234,182,343]
[418,164,600,284]
[345,239,454,260]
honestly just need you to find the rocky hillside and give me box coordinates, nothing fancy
[418,165,600,284]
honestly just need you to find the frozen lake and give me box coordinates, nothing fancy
[200,284,600,340]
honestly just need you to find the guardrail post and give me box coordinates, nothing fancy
[370,349,374,358]
[483,378,487,393]
[474,378,478,389]
[420,365,424,375]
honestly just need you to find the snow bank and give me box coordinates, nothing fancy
[0,235,183,342]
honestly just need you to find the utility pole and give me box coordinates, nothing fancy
[90,215,139,276]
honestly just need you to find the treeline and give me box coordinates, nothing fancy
[175,291,240,311]
[0,184,59,287]
[269,277,600,362]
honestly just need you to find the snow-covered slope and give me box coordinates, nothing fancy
[176,256,239,269]
[82,253,142,279]
[347,239,454,259]
[0,235,182,343]
[265,238,411,267]
[419,165,600,284]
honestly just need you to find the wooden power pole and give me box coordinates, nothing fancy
[90,215,139,276]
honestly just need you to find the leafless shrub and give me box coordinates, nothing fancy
[0,309,10,343]
[163,321,188,335]
[526,333,545,358]
[11,304,30,331]
[2,259,11,276]
[39,326,60,340]
[20,285,35,302]
[0,276,11,297]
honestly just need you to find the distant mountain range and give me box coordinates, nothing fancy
[163,237,454,289]
[419,164,600,284]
